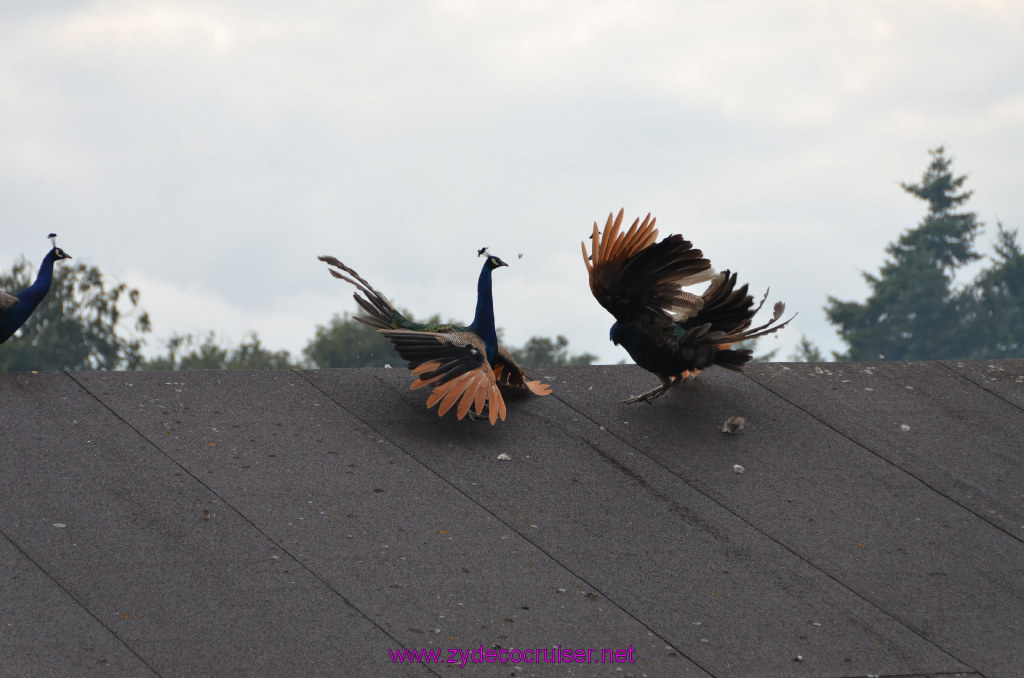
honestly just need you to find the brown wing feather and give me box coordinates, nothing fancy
[382,328,506,424]
[492,384,506,423]
[618,213,659,262]
[584,209,660,284]
[583,209,714,325]
[473,383,488,414]
[434,372,473,416]
[411,361,444,389]
[492,347,552,396]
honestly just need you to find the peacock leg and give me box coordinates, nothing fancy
[623,375,675,404]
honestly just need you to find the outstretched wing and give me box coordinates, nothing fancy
[381,329,507,424]
[492,346,552,396]
[583,209,715,326]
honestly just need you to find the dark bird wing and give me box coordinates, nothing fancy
[583,209,715,326]
[679,270,796,371]
[684,270,757,335]
[381,329,507,424]
[689,270,794,342]
[581,211,794,404]
[492,346,552,396]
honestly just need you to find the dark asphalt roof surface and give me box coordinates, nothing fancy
[1,360,1021,677]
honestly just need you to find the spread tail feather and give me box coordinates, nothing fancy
[318,255,398,330]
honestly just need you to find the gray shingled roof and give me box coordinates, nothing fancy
[2,360,1022,677]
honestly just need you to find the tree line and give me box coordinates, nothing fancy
[134,316,598,372]
[2,146,1020,372]
[0,269,598,372]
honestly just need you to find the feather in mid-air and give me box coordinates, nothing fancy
[318,250,551,424]
[1,234,73,345]
[583,209,794,403]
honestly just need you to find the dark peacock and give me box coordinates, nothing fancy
[1,234,73,345]
[318,250,551,424]
[583,209,793,403]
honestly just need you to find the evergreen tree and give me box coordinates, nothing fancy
[958,223,1024,357]
[826,147,982,360]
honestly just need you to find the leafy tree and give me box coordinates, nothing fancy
[504,334,598,367]
[224,333,297,369]
[140,332,297,370]
[140,333,225,370]
[0,257,150,371]
[826,147,982,360]
[303,312,407,368]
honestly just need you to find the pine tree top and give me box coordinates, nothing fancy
[900,146,973,216]
[891,146,981,271]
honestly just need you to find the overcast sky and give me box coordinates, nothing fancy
[2,1,1022,365]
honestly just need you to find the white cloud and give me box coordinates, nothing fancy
[2,0,1022,365]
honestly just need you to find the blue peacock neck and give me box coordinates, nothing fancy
[471,261,500,362]
[19,249,59,308]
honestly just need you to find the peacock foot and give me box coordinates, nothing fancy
[623,385,668,404]
[623,375,676,404]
